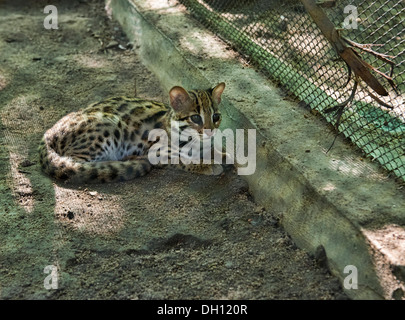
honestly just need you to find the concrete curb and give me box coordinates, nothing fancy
[107,0,405,299]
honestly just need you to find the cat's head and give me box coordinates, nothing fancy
[169,83,225,140]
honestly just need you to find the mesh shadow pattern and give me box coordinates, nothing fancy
[180,0,405,182]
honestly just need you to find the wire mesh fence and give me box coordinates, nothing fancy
[179,0,405,182]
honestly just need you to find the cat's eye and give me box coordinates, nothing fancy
[190,114,202,124]
[212,113,221,122]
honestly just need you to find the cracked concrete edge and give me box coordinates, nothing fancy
[107,0,405,299]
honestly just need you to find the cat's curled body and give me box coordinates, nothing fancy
[38,83,227,183]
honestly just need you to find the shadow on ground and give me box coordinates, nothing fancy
[0,0,346,299]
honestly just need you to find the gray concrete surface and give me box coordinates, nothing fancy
[108,0,405,299]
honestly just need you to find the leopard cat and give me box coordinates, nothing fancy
[38,82,228,183]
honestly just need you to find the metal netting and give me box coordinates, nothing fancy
[179,0,405,182]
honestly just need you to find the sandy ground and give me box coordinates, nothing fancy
[0,0,347,299]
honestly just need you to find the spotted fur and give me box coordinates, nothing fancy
[39,83,226,183]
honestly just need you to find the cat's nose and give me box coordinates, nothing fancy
[203,129,215,137]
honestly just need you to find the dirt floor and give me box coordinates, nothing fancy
[0,0,347,299]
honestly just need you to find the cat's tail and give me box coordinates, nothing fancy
[38,139,152,183]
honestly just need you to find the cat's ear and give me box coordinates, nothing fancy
[169,86,192,112]
[212,82,225,105]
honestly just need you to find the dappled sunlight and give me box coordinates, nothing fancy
[6,151,35,214]
[328,156,384,180]
[0,94,44,134]
[137,0,179,11]
[0,93,53,214]
[363,224,405,266]
[329,158,363,176]
[362,224,405,297]
[0,72,7,91]
[1,96,38,214]
[289,32,329,57]
[179,31,231,59]
[320,182,336,192]
[131,0,233,59]
[73,54,110,69]
[53,184,126,235]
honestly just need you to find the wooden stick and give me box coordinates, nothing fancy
[300,0,388,96]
